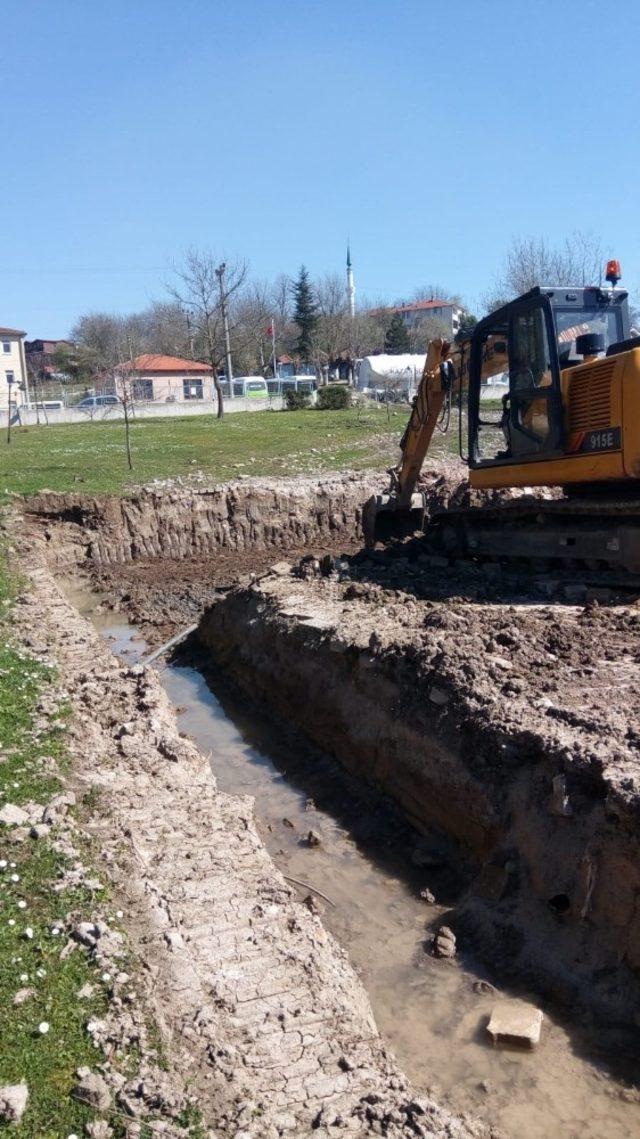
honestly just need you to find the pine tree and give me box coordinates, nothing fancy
[384,312,410,354]
[292,266,318,362]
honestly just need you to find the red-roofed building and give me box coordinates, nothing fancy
[115,354,214,402]
[372,298,463,337]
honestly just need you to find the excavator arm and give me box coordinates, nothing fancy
[363,337,469,545]
[394,339,462,506]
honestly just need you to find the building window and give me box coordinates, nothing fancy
[183,378,204,400]
[2,341,10,354]
[133,379,154,401]
[5,371,15,387]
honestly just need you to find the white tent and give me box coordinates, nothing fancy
[356,354,426,394]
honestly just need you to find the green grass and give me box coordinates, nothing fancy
[0,575,108,1134]
[0,545,208,1136]
[0,406,458,497]
[0,547,200,1136]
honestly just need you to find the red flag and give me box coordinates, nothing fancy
[265,325,273,337]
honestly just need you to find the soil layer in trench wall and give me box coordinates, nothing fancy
[197,560,640,1030]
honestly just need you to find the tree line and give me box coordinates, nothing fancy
[53,257,473,391]
[47,230,616,421]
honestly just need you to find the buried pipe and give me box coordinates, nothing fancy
[140,623,199,668]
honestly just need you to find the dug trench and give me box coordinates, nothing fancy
[23,468,640,1136]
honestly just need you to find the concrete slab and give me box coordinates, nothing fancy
[486,1000,543,1049]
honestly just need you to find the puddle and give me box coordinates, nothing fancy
[67,582,640,1139]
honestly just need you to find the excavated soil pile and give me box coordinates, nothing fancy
[198,554,640,1029]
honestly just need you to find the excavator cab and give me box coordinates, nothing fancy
[467,286,630,471]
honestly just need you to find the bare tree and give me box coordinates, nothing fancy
[483,232,604,313]
[315,273,350,367]
[407,315,451,353]
[408,283,462,306]
[232,281,274,375]
[116,342,140,471]
[169,249,248,418]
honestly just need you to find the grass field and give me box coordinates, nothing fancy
[0,406,458,497]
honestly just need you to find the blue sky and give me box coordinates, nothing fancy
[2,0,638,337]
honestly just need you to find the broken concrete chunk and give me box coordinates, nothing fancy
[0,1082,29,1123]
[0,804,30,827]
[486,999,543,1049]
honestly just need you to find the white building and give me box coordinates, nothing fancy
[393,298,463,336]
[0,327,28,412]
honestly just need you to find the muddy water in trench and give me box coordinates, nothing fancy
[71,588,639,1139]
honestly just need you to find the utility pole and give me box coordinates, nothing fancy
[185,310,195,360]
[270,319,277,379]
[215,262,234,384]
[6,374,14,444]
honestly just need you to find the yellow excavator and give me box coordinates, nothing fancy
[364,261,640,575]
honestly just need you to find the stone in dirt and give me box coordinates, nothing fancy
[72,1069,111,1112]
[30,822,51,839]
[433,926,457,959]
[85,1122,113,1138]
[0,1082,29,1123]
[306,829,321,847]
[13,988,35,1006]
[0,803,29,827]
[486,1000,543,1049]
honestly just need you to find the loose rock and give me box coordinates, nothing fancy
[0,1083,29,1123]
[85,1122,114,1138]
[0,804,29,827]
[13,988,35,1006]
[72,1069,111,1112]
[433,926,457,959]
[486,1000,543,1049]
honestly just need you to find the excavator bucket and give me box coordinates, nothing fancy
[362,491,427,549]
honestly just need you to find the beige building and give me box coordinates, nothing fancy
[0,326,29,412]
[116,354,213,402]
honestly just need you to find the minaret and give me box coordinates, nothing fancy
[346,242,356,318]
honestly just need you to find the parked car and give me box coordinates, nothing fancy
[75,395,121,411]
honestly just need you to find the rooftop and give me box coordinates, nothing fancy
[0,326,26,337]
[118,354,213,374]
[394,298,457,313]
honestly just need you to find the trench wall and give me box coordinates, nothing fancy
[29,474,380,569]
[197,578,640,1023]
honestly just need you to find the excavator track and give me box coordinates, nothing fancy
[421,496,640,585]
